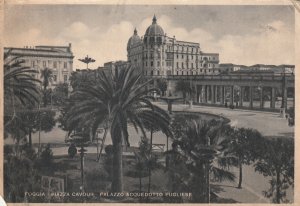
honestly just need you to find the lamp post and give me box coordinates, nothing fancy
[67,133,89,192]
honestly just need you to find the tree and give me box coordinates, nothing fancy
[5,108,56,148]
[156,78,168,96]
[254,137,294,203]
[222,127,263,188]
[175,80,193,104]
[64,67,172,193]
[52,83,69,106]
[4,149,41,202]
[4,50,41,128]
[170,118,236,203]
[40,68,53,107]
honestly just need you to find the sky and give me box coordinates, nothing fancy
[3,4,295,69]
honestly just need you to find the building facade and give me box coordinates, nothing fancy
[127,15,219,77]
[4,44,74,87]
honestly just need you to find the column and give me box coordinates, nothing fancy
[271,87,276,109]
[239,86,244,107]
[249,86,253,109]
[211,85,216,104]
[197,85,201,103]
[194,84,198,103]
[206,85,210,103]
[230,86,234,106]
[282,87,288,110]
[220,86,225,105]
[203,85,207,103]
[260,87,264,109]
[215,86,218,103]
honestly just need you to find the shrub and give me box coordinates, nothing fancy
[40,144,53,166]
[85,169,110,192]
[68,144,77,158]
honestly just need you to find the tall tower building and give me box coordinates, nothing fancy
[127,15,220,76]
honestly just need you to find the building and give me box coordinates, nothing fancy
[219,63,295,75]
[102,60,129,75]
[4,44,74,87]
[126,15,219,77]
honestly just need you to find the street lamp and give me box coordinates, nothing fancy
[66,133,90,192]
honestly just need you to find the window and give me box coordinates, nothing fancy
[182,62,184,68]
[43,61,46,67]
[64,62,67,68]
[192,55,193,59]
[177,54,178,59]
[53,75,57,82]
[146,61,148,66]
[176,62,178,68]
[177,71,179,75]
[182,55,184,59]
[158,70,160,75]
[150,53,154,59]
[151,61,153,67]
[182,71,184,75]
[157,37,162,44]
[200,69,203,72]
[64,75,68,82]
[157,61,160,66]
[53,61,57,68]
[191,63,193,68]
[151,71,153,75]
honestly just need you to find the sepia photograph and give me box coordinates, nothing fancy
[2,0,298,204]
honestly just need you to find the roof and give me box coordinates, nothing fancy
[4,46,74,58]
[145,15,164,36]
[127,28,142,50]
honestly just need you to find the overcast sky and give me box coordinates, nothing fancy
[4,4,295,69]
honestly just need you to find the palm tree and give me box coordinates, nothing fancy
[170,119,236,203]
[64,67,172,192]
[40,68,53,107]
[4,50,41,128]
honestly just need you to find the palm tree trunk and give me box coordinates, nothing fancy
[147,128,153,202]
[111,140,123,193]
[206,162,210,203]
[139,169,142,202]
[28,129,32,148]
[97,128,108,162]
[276,171,281,203]
[238,159,243,189]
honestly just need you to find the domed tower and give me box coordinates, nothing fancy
[143,15,168,76]
[127,28,143,71]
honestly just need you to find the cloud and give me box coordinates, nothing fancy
[4,16,294,69]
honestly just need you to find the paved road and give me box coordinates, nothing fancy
[154,102,294,138]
